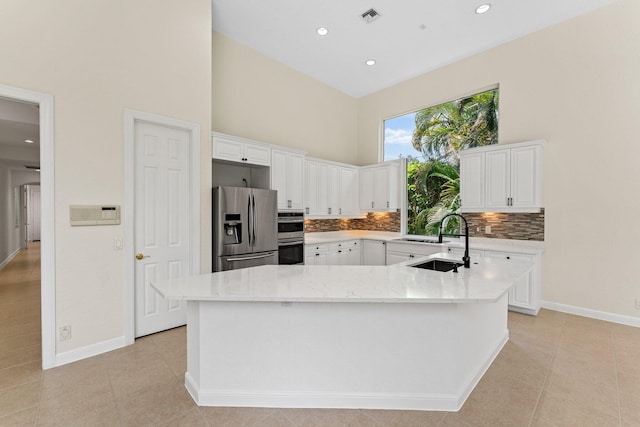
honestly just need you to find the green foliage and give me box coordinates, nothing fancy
[407,88,498,236]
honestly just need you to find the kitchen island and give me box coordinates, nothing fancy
[152,253,532,411]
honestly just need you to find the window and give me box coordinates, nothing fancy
[384,88,499,236]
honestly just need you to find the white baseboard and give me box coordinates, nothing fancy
[542,300,640,328]
[0,248,21,271]
[54,336,128,368]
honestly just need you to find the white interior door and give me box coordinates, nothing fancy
[27,185,41,241]
[134,122,190,337]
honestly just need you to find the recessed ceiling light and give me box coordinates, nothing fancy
[25,139,34,143]
[365,59,376,66]
[475,3,491,14]
[316,27,328,36]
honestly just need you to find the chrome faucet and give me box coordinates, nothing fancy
[438,213,470,268]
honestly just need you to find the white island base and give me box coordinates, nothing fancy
[185,294,508,412]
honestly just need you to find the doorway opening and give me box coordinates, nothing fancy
[0,84,55,369]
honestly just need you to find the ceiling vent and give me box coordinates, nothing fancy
[361,8,381,24]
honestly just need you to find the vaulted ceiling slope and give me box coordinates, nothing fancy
[212,0,617,98]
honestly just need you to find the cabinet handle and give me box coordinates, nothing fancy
[339,208,342,214]
[409,254,415,258]
[288,200,292,208]
[328,207,331,214]
[371,201,374,209]
[338,250,342,253]
[382,242,386,245]
[306,207,309,214]
[506,256,511,260]
[387,201,389,208]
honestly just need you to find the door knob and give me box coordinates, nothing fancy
[135,253,149,260]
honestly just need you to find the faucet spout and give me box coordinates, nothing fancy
[438,213,471,268]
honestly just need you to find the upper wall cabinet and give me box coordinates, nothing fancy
[212,132,270,166]
[305,158,360,218]
[460,140,544,213]
[359,160,400,212]
[271,149,304,210]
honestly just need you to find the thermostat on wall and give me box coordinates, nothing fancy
[70,205,121,226]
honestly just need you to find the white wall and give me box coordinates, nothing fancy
[357,0,640,319]
[0,0,211,354]
[212,32,359,164]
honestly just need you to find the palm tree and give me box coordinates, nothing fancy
[407,88,498,236]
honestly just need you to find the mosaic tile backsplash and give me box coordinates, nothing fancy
[305,210,544,241]
[305,212,401,233]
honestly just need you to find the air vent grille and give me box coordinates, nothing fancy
[361,8,381,23]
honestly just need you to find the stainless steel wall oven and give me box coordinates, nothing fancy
[277,212,304,265]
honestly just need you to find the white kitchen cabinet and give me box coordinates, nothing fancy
[305,158,360,218]
[212,132,270,166]
[327,240,361,265]
[482,250,540,315]
[446,247,483,262]
[362,240,387,265]
[359,161,400,212]
[385,242,442,265]
[460,140,543,213]
[305,243,327,265]
[271,149,304,210]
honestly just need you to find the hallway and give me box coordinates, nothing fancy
[0,242,42,375]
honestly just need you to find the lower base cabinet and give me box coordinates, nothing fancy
[305,244,327,265]
[362,240,387,265]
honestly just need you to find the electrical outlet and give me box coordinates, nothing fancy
[635,299,640,310]
[485,225,492,234]
[58,325,72,341]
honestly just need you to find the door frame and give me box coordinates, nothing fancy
[0,84,56,369]
[123,108,200,345]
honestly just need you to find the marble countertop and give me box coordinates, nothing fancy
[305,231,543,254]
[152,252,533,304]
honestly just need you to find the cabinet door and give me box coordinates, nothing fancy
[359,168,375,211]
[244,143,270,166]
[363,240,386,265]
[460,152,485,210]
[287,153,304,210]
[346,247,361,265]
[327,165,340,215]
[484,251,535,310]
[510,145,541,209]
[385,251,411,265]
[339,167,359,216]
[212,137,244,163]
[271,150,288,209]
[304,252,317,265]
[485,149,510,209]
[305,161,320,215]
[373,167,389,210]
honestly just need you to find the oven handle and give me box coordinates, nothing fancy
[278,240,304,247]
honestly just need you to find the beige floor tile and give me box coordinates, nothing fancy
[109,358,178,398]
[158,407,208,426]
[445,375,540,426]
[0,360,42,391]
[199,406,277,426]
[279,408,361,426]
[620,391,640,427]
[40,360,112,401]
[489,340,553,389]
[0,405,37,426]
[533,383,620,425]
[345,412,385,426]
[36,387,118,427]
[115,379,195,427]
[0,380,41,418]
[255,410,296,427]
[362,409,446,426]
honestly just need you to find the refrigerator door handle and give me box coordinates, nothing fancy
[252,194,257,246]
[247,195,252,246]
[226,252,274,262]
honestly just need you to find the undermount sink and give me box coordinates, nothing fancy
[411,259,464,272]
[397,237,447,244]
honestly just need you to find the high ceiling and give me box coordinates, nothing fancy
[212,0,616,98]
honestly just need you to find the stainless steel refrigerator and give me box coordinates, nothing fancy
[213,186,278,272]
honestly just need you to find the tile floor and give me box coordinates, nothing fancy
[1,244,639,426]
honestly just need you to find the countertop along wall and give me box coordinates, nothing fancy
[0,1,212,357]
[357,0,640,321]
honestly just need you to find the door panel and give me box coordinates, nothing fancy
[250,189,278,253]
[134,122,190,337]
